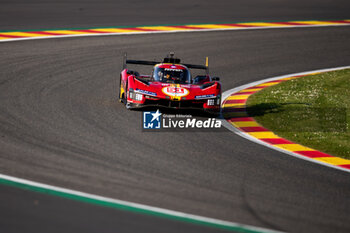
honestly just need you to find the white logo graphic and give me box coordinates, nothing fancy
[143,110,162,129]
[162,86,189,97]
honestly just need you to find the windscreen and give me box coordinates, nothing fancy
[153,67,191,84]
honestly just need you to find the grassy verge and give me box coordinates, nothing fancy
[246,69,350,159]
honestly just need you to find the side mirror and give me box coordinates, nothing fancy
[212,77,220,81]
[193,75,208,84]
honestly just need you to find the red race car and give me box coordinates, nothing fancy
[119,53,221,114]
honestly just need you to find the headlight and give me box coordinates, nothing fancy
[207,96,220,106]
[129,91,143,101]
[207,99,215,105]
[135,93,143,101]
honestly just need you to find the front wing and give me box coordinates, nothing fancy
[126,93,221,112]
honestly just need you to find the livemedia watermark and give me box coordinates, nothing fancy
[142,109,224,132]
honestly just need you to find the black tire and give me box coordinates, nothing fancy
[118,75,127,105]
[118,75,122,102]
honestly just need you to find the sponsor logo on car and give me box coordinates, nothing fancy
[195,94,216,99]
[162,86,189,97]
[135,88,157,96]
[164,68,183,72]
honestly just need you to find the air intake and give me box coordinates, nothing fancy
[163,52,181,64]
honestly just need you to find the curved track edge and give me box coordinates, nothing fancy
[221,66,350,173]
[0,19,349,43]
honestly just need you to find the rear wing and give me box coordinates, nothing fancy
[123,53,209,74]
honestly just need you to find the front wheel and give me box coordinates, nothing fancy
[119,76,127,104]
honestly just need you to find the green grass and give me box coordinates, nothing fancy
[246,69,350,159]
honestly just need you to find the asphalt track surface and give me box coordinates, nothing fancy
[1,0,350,31]
[1,1,350,233]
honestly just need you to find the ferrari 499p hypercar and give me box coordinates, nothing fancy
[119,53,221,114]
